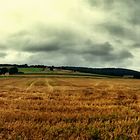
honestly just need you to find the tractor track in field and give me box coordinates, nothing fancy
[25,79,39,92]
[25,78,54,93]
[45,79,54,93]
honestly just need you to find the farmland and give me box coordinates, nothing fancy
[18,68,44,73]
[0,77,140,139]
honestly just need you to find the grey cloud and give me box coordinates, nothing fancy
[0,0,139,70]
[8,25,134,66]
[127,1,140,25]
[8,26,81,53]
[82,42,114,56]
[79,41,133,63]
[87,0,140,26]
[22,34,133,66]
[0,43,7,50]
[87,0,138,10]
[24,41,61,52]
[118,50,133,60]
[0,52,7,57]
[129,7,140,25]
[98,22,136,41]
[27,48,133,68]
[87,0,112,5]
[130,15,140,25]
[132,43,140,48]
[82,49,133,63]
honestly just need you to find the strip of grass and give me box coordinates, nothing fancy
[23,72,120,78]
[0,74,121,79]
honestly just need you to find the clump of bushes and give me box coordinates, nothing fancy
[0,67,20,75]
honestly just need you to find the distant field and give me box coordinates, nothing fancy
[0,77,140,139]
[18,68,44,73]
[18,68,120,78]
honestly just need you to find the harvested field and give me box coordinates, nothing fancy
[0,77,140,139]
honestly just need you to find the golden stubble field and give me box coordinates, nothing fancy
[0,77,140,140]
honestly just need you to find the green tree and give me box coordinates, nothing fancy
[1,67,8,75]
[9,67,18,75]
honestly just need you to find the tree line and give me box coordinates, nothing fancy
[0,64,140,78]
[57,67,140,79]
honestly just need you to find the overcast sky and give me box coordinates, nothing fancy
[0,0,140,70]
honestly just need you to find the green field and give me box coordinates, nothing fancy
[18,68,44,73]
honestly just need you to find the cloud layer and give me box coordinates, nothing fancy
[0,0,140,70]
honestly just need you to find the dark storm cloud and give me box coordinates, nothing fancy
[9,27,81,53]
[132,43,140,48]
[24,41,61,52]
[81,42,133,64]
[27,47,133,68]
[7,23,134,66]
[118,50,133,60]
[82,42,114,56]
[98,22,137,41]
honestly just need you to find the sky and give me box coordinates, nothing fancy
[0,0,140,71]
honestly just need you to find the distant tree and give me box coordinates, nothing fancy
[23,64,28,68]
[1,67,8,75]
[9,67,18,75]
[0,68,1,75]
[50,66,54,71]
